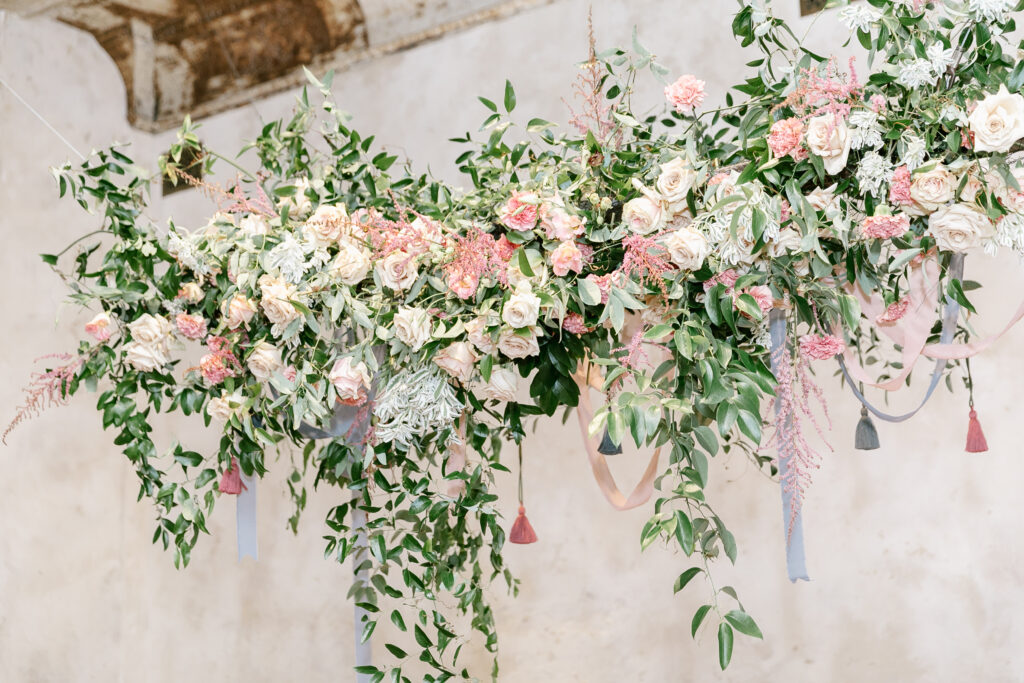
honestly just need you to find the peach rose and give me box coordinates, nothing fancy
[969,85,1024,153]
[465,316,497,354]
[393,306,432,351]
[224,294,258,330]
[433,341,478,384]
[481,367,518,402]
[498,327,540,359]
[806,115,852,174]
[329,356,371,405]
[549,240,583,277]
[246,341,283,381]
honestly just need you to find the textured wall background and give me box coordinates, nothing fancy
[2,2,1024,681]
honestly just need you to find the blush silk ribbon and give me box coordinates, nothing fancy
[572,361,662,511]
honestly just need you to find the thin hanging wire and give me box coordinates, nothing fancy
[966,357,975,408]
[517,441,524,505]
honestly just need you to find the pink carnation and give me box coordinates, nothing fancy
[175,313,208,341]
[200,353,235,385]
[707,172,729,187]
[740,285,774,316]
[562,312,590,335]
[500,192,539,231]
[876,297,910,325]
[889,165,913,205]
[767,118,805,159]
[494,234,518,261]
[703,269,739,292]
[665,74,706,114]
[861,214,910,240]
[799,334,846,360]
[780,199,792,223]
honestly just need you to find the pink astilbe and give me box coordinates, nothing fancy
[3,353,83,444]
[565,12,619,145]
[619,234,672,296]
[443,227,511,297]
[779,57,862,122]
[365,192,443,260]
[168,168,275,218]
[861,214,910,240]
[765,346,833,539]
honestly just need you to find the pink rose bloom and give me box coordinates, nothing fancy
[448,270,479,299]
[665,74,706,114]
[799,334,846,360]
[329,357,371,405]
[767,118,805,159]
[494,235,518,261]
[876,297,909,325]
[889,165,913,205]
[200,353,235,385]
[861,214,910,240]
[433,341,478,384]
[703,269,739,292]
[562,312,590,335]
[707,172,730,187]
[500,192,539,231]
[741,285,774,316]
[550,240,583,277]
[85,312,112,342]
[175,313,208,341]
[543,206,584,241]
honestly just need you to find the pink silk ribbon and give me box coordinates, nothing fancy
[573,361,661,511]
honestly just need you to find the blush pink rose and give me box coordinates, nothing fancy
[448,271,480,299]
[85,312,112,342]
[175,313,208,341]
[329,357,371,405]
[550,241,583,277]
[500,192,539,231]
[799,334,846,360]
[665,74,706,114]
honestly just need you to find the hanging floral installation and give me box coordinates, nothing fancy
[8,0,1024,677]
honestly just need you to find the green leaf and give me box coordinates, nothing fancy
[503,80,516,113]
[673,509,694,555]
[526,118,554,132]
[40,253,58,265]
[390,610,407,632]
[691,604,712,638]
[478,96,497,112]
[384,643,408,659]
[724,610,763,639]
[578,278,602,306]
[718,622,734,670]
[673,566,702,593]
[516,248,535,278]
[414,624,432,648]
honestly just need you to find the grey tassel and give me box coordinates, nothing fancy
[597,427,622,455]
[854,406,880,451]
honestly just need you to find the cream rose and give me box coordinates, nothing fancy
[124,340,170,372]
[655,157,697,207]
[806,184,840,215]
[331,240,372,286]
[465,316,496,354]
[128,314,172,345]
[376,250,419,291]
[433,341,478,384]
[179,282,204,304]
[303,204,348,247]
[481,367,518,402]
[907,165,956,215]
[247,341,283,381]
[329,357,371,404]
[664,226,709,270]
[258,275,301,329]
[806,115,852,174]
[238,215,269,238]
[498,327,540,359]
[224,294,258,329]
[393,306,432,351]
[622,195,665,235]
[502,284,541,329]
[928,204,995,252]
[207,392,245,422]
[768,226,803,258]
[969,85,1024,153]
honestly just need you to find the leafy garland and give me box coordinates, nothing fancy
[9,0,1024,678]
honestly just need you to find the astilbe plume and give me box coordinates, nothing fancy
[778,56,863,122]
[168,167,275,218]
[765,345,833,538]
[3,354,83,444]
[443,227,513,298]
[365,191,439,259]
[564,11,619,147]
[618,234,672,296]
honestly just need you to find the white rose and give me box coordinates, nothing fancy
[768,225,803,257]
[969,85,1024,153]
[928,204,994,252]
[124,340,170,372]
[502,283,541,329]
[224,294,258,329]
[465,316,496,354]
[806,184,840,215]
[498,327,541,359]
[663,226,709,270]
[433,341,477,384]
[303,204,348,247]
[238,215,269,238]
[247,341,283,381]
[179,282,204,303]
[622,195,665,235]
[376,250,419,291]
[908,165,956,215]
[258,274,300,328]
[481,367,518,402]
[655,157,697,207]
[329,357,371,404]
[207,392,245,422]
[393,306,432,351]
[279,178,312,216]
[128,313,172,345]
[806,115,852,174]
[330,239,372,286]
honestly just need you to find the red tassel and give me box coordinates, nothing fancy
[965,409,989,453]
[218,457,248,494]
[509,505,537,544]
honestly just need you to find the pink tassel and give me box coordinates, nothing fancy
[218,457,248,494]
[965,409,989,453]
[509,505,537,544]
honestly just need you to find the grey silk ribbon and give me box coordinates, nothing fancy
[769,310,809,582]
[837,254,964,422]
[236,471,258,561]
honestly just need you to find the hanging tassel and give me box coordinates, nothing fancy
[597,426,622,455]
[218,457,248,494]
[966,407,988,453]
[509,442,537,544]
[854,406,880,451]
[509,505,538,544]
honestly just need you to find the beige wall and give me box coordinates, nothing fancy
[2,2,1024,681]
